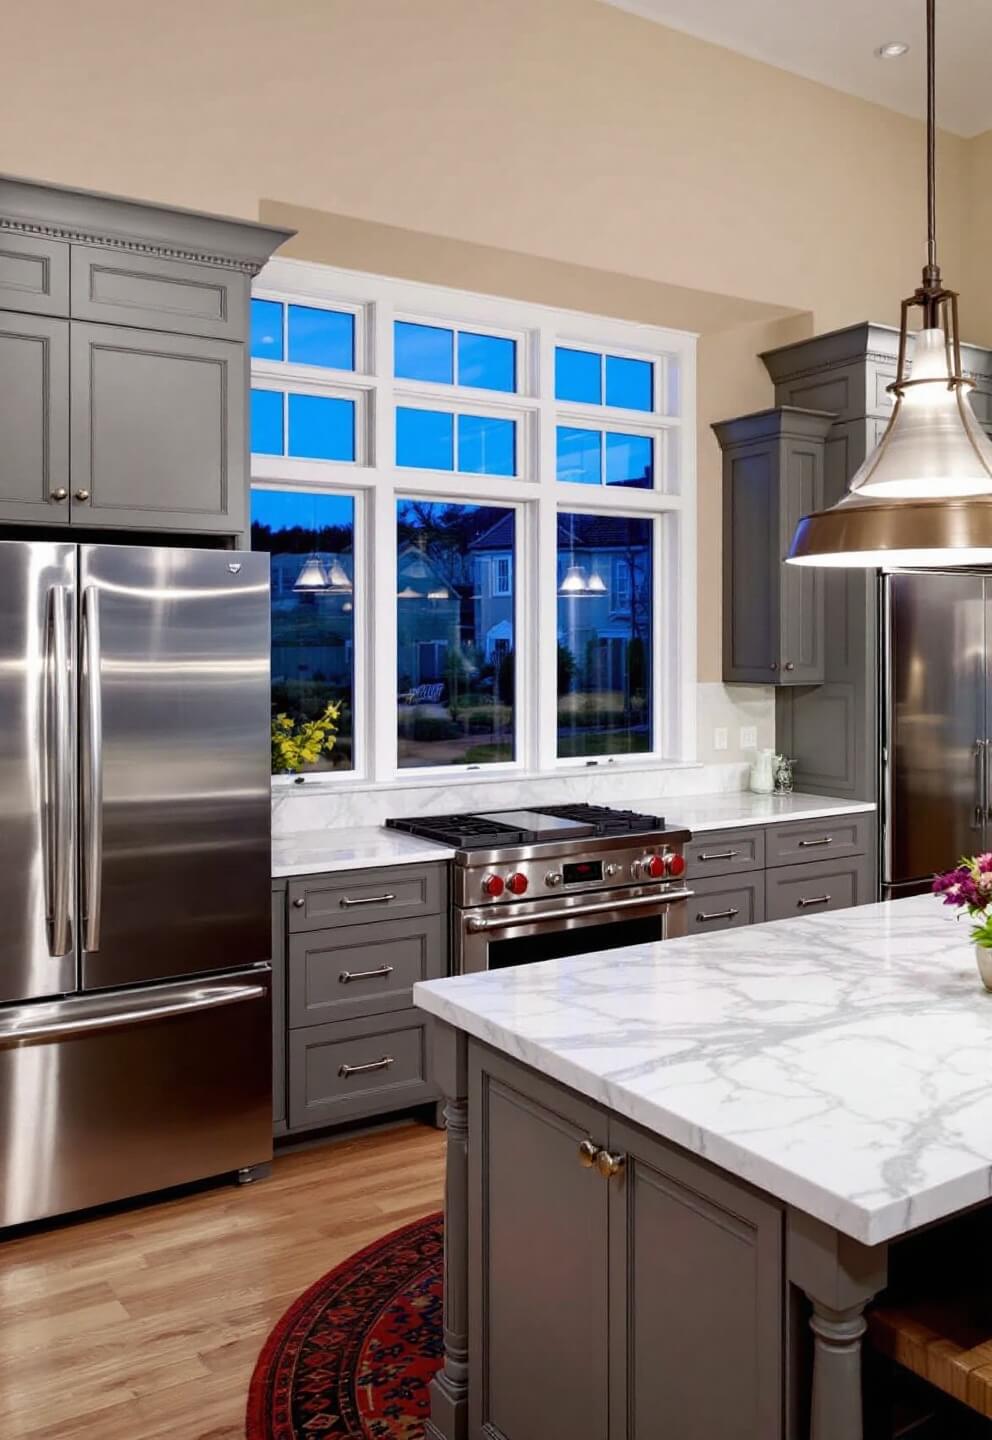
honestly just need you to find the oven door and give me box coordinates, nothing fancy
[455,885,692,975]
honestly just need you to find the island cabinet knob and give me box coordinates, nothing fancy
[292,897,305,908]
[50,488,68,502]
[594,1149,626,1180]
[577,1139,599,1169]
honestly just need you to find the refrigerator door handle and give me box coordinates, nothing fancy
[81,584,104,953]
[0,978,267,1050]
[976,739,988,830]
[45,585,73,957]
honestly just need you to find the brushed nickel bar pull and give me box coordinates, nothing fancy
[339,965,394,984]
[798,895,832,907]
[339,893,397,908]
[465,890,693,933]
[338,1056,395,1078]
[696,908,739,923]
[698,849,739,861]
[798,837,833,848]
[45,585,73,958]
[81,585,103,953]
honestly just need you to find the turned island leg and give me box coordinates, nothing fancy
[787,1209,888,1440]
[425,1021,469,1440]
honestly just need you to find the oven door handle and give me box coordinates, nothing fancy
[465,890,693,933]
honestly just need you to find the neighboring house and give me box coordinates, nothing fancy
[396,542,461,691]
[269,551,354,689]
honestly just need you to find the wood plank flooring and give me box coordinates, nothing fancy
[0,1121,445,1439]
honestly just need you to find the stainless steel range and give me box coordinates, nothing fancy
[387,805,692,974]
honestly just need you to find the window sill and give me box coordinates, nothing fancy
[271,756,704,796]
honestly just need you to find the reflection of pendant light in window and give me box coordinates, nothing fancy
[324,556,353,593]
[427,587,450,600]
[586,569,607,594]
[293,554,329,592]
[397,585,421,599]
[558,564,589,595]
[787,0,992,568]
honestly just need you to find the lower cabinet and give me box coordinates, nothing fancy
[470,1047,783,1440]
[289,1010,436,1129]
[765,853,874,920]
[688,871,765,933]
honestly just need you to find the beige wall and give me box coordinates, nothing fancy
[4,0,988,684]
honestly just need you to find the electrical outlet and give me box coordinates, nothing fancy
[713,727,728,751]
[740,726,758,750]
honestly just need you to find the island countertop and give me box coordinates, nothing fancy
[414,894,990,1246]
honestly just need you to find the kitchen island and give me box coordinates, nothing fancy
[414,894,992,1440]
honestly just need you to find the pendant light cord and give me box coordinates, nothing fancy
[926,0,938,282]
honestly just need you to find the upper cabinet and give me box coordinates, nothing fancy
[713,406,834,686]
[0,174,292,536]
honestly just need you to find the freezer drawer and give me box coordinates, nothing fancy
[0,968,271,1228]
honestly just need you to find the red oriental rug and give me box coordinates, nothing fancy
[245,1213,444,1439]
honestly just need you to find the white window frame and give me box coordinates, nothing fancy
[251,257,696,788]
[492,554,513,598]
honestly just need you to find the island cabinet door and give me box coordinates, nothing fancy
[607,1119,784,1440]
[469,1049,610,1440]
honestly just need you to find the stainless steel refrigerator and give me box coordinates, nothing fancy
[882,569,992,899]
[0,540,273,1227]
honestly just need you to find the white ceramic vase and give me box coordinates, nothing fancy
[976,944,992,991]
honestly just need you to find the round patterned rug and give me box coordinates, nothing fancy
[246,1212,444,1440]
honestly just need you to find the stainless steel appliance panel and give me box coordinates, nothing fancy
[884,571,986,891]
[79,545,271,990]
[0,968,271,1227]
[0,540,77,1003]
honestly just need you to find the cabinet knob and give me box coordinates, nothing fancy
[74,489,91,503]
[769,661,778,671]
[292,897,305,909]
[49,488,68,503]
[595,1149,626,1180]
[785,661,795,672]
[578,1139,599,1169]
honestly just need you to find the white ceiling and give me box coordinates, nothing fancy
[601,0,992,138]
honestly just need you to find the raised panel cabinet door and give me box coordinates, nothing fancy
[271,882,287,1133]
[0,233,69,316]
[70,322,246,533]
[70,245,248,340]
[608,1118,783,1440]
[778,436,825,685]
[721,442,780,682]
[469,1047,610,1440]
[0,311,70,523]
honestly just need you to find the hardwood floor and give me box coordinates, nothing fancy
[0,1121,445,1439]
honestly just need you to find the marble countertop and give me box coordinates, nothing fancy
[414,895,990,1247]
[271,826,455,877]
[271,792,875,875]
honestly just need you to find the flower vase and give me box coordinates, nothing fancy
[976,945,992,991]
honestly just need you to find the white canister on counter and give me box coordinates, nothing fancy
[749,747,776,794]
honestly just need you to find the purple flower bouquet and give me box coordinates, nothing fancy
[933,853,992,947]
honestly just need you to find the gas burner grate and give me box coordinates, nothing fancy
[532,804,666,834]
[386,814,529,848]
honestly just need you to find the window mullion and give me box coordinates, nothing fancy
[536,322,559,773]
[372,296,397,781]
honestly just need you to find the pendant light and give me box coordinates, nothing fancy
[293,553,330,592]
[559,564,589,595]
[787,0,992,568]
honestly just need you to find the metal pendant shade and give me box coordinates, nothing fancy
[786,0,992,568]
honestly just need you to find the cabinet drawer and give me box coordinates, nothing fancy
[0,233,69,317]
[765,855,873,921]
[70,246,248,339]
[288,864,445,932]
[288,1011,435,1129]
[289,915,446,1027]
[765,814,872,868]
[685,828,764,878]
[688,873,765,934]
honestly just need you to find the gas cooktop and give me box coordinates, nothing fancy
[386,803,671,851]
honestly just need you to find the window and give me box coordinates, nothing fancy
[395,321,516,392]
[250,261,694,781]
[250,489,356,774]
[396,501,516,769]
[557,513,652,759]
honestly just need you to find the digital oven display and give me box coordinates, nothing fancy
[562,860,604,886]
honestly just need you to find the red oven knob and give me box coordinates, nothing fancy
[507,872,529,896]
[644,855,666,879]
[483,874,505,898]
[666,852,686,878]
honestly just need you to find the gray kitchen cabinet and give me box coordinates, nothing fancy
[761,322,992,803]
[70,245,248,340]
[468,1043,784,1440]
[0,173,291,537]
[0,232,69,316]
[764,813,873,869]
[272,881,287,1135]
[714,407,834,686]
[0,310,70,523]
[688,871,765,933]
[765,853,874,921]
[685,825,765,878]
[275,860,449,1138]
[70,322,246,533]
[609,1116,783,1440]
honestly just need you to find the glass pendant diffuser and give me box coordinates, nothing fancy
[293,554,329,592]
[787,0,992,568]
[559,564,588,595]
[323,556,353,593]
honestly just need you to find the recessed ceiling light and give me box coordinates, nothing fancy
[875,41,910,58]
